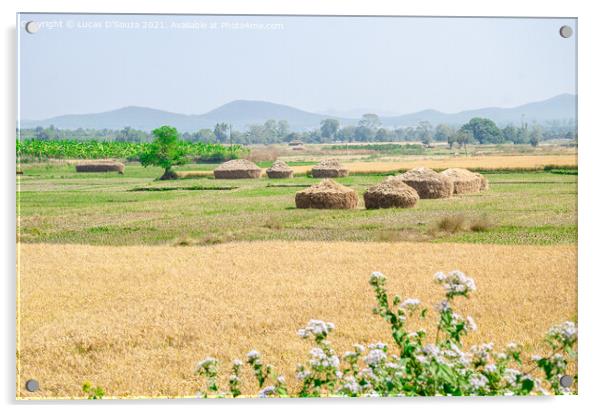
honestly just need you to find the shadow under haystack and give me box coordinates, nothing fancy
[441,168,482,194]
[295,179,358,209]
[75,161,124,174]
[213,159,261,179]
[396,167,453,199]
[266,160,294,179]
[311,159,349,178]
[364,179,419,209]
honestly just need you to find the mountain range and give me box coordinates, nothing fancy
[21,94,576,132]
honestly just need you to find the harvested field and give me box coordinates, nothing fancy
[287,155,577,175]
[17,242,576,399]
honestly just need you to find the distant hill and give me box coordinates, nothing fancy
[379,93,576,127]
[21,94,576,132]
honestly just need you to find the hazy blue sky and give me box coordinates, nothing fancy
[18,14,576,120]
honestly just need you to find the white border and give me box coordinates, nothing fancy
[2,1,600,412]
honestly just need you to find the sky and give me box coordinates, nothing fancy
[18,14,577,120]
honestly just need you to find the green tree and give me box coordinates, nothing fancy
[375,128,390,142]
[358,113,381,130]
[502,125,520,144]
[276,120,290,140]
[460,118,502,144]
[529,124,542,147]
[416,121,433,145]
[320,118,340,141]
[214,123,230,143]
[434,124,454,142]
[454,130,474,155]
[337,126,356,142]
[447,133,456,149]
[139,125,186,180]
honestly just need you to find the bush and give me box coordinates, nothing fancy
[194,270,577,397]
[470,215,494,232]
[437,214,466,233]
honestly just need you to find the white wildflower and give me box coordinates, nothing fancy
[503,368,520,386]
[484,363,497,373]
[341,376,361,394]
[400,298,421,310]
[469,373,488,390]
[466,316,477,332]
[364,349,387,366]
[298,319,335,339]
[353,344,365,354]
[436,300,451,313]
[195,357,217,373]
[369,271,386,285]
[247,350,260,363]
[258,385,276,398]
[368,342,387,350]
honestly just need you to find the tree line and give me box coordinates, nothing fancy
[19,114,576,147]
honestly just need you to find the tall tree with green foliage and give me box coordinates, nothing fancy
[320,118,340,141]
[358,113,381,130]
[416,121,433,145]
[454,130,474,155]
[139,125,186,180]
[460,117,502,144]
[434,124,455,142]
[529,124,542,147]
[214,123,230,143]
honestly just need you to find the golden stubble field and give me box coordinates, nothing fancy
[286,155,577,175]
[17,241,577,399]
[170,154,578,178]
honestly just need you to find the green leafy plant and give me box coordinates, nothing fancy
[195,270,577,397]
[82,381,105,399]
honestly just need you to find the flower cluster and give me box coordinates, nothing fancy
[194,270,577,398]
[297,319,335,341]
[435,270,476,298]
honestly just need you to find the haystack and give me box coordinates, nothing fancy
[364,179,419,209]
[475,172,489,191]
[75,161,124,174]
[441,168,482,194]
[266,160,294,179]
[396,167,453,199]
[295,179,358,209]
[311,159,349,178]
[213,159,261,179]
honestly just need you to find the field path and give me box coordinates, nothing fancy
[17,241,576,398]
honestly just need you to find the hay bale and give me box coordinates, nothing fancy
[75,161,124,174]
[295,179,358,209]
[396,167,453,199]
[475,172,489,191]
[266,160,293,179]
[311,159,349,178]
[441,168,482,194]
[213,159,261,179]
[364,179,419,209]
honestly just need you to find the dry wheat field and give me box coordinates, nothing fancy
[17,241,576,399]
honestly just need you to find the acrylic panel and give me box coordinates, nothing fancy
[16,13,577,399]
